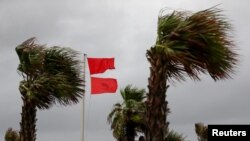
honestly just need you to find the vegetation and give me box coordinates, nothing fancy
[145,7,238,141]
[195,123,208,141]
[15,37,84,141]
[108,85,189,141]
[6,6,238,141]
[108,85,146,141]
[5,128,19,141]
[165,130,186,141]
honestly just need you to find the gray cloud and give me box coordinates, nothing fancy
[1,0,250,141]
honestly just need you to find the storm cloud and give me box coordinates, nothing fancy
[1,0,250,141]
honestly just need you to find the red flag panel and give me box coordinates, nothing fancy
[87,58,115,74]
[91,77,117,94]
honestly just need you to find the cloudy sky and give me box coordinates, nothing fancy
[1,0,250,141]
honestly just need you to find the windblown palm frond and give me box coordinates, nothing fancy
[165,130,186,141]
[108,103,122,124]
[108,103,126,140]
[149,7,238,82]
[121,85,146,104]
[16,37,45,77]
[16,38,84,109]
[40,47,83,107]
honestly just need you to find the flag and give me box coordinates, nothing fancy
[87,58,115,74]
[91,77,118,94]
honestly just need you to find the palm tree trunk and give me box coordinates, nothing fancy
[126,122,136,141]
[145,51,170,141]
[19,96,37,141]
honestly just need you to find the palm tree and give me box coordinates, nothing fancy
[15,37,84,141]
[145,7,238,141]
[107,85,146,141]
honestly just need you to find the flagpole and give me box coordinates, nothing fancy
[81,53,87,141]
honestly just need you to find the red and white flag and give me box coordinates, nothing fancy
[87,57,117,94]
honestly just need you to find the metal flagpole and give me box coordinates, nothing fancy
[81,53,87,141]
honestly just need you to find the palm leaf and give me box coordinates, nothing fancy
[150,7,238,81]
[107,103,122,124]
[16,38,84,109]
[165,130,186,141]
[16,37,45,77]
[42,47,84,106]
[120,85,146,103]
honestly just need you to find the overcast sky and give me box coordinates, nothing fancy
[1,0,250,141]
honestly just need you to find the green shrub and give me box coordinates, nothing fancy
[195,123,208,141]
[5,128,19,141]
[165,130,186,141]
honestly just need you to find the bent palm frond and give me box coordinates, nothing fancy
[16,38,84,109]
[149,7,238,82]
